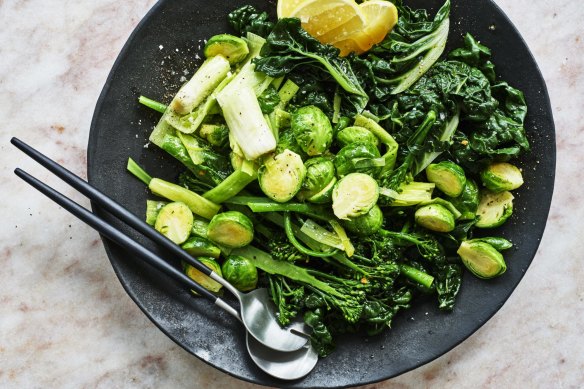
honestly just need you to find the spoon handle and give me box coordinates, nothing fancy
[12,137,216,279]
[14,167,239,320]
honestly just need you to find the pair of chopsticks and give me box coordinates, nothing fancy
[11,137,239,318]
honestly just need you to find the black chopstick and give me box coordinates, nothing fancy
[14,167,219,302]
[10,137,212,278]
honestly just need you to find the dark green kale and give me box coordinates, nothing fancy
[257,85,281,114]
[228,5,274,37]
[253,18,368,103]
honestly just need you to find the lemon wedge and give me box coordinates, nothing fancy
[353,0,399,51]
[277,0,310,18]
[277,0,398,56]
[289,0,366,39]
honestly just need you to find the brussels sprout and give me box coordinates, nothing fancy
[154,202,194,244]
[457,240,507,279]
[221,255,258,292]
[332,173,379,220]
[415,203,456,232]
[203,34,249,64]
[342,205,384,236]
[448,179,479,220]
[419,198,462,219]
[291,105,333,156]
[259,149,306,203]
[297,157,337,203]
[181,236,221,258]
[184,257,223,293]
[199,124,229,148]
[336,126,379,148]
[425,161,467,197]
[207,211,254,248]
[480,162,524,192]
[145,200,167,226]
[475,190,514,228]
[334,142,383,177]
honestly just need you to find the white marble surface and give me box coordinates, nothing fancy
[1,0,583,387]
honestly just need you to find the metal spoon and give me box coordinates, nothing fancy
[246,331,318,380]
[14,163,318,379]
[11,137,310,352]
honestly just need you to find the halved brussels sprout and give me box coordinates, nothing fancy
[146,200,167,226]
[259,149,306,203]
[480,162,524,192]
[332,173,379,220]
[342,204,384,236]
[475,190,514,228]
[207,211,254,248]
[203,34,249,64]
[184,257,223,293]
[154,202,194,244]
[426,161,467,197]
[448,179,479,220]
[415,203,456,232]
[336,126,379,148]
[222,255,259,292]
[297,157,336,203]
[457,240,506,279]
[291,105,333,156]
[334,142,383,177]
[181,236,222,258]
[418,198,462,220]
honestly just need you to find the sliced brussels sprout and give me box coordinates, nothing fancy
[448,179,479,220]
[221,255,259,292]
[475,190,514,228]
[342,204,384,236]
[154,202,194,244]
[181,236,222,258]
[332,173,379,220]
[334,142,383,177]
[457,240,507,279]
[297,157,336,203]
[415,203,456,232]
[258,149,306,203]
[203,34,249,64]
[418,198,462,220]
[291,105,333,156]
[425,161,467,197]
[207,211,254,248]
[336,126,379,148]
[480,162,524,192]
[184,257,223,293]
[146,200,167,226]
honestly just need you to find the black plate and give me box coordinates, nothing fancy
[88,0,555,387]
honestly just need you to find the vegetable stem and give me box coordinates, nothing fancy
[138,96,167,113]
[127,158,152,185]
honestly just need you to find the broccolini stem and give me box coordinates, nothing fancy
[138,96,167,113]
[283,212,339,258]
[398,264,435,288]
[127,158,152,185]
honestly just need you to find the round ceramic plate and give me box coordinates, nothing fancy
[87,0,555,387]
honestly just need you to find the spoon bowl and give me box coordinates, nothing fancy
[246,331,319,381]
[211,274,310,352]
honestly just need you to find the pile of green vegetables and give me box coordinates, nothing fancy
[129,0,529,356]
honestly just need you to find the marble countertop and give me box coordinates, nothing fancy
[1,0,582,387]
